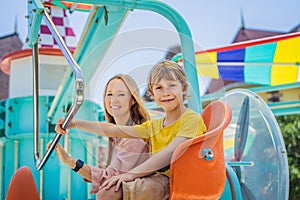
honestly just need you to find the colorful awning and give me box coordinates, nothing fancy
[178,32,300,86]
[50,1,92,12]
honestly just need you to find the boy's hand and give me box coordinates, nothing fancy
[55,118,66,134]
[100,173,136,191]
[55,118,75,134]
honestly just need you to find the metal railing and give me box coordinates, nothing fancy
[33,8,84,170]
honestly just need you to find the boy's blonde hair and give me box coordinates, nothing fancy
[147,60,190,100]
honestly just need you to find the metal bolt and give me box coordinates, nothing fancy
[202,148,214,161]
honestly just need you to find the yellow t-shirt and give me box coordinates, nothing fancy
[133,109,207,175]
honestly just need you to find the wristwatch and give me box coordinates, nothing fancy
[73,159,84,172]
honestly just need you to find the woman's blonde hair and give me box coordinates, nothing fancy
[103,74,150,125]
[147,60,190,100]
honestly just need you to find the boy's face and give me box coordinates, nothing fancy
[151,78,185,112]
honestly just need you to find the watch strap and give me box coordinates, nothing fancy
[73,159,84,172]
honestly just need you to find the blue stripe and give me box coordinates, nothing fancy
[217,48,245,82]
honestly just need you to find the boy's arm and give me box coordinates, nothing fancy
[127,136,188,177]
[55,118,140,138]
[100,136,189,191]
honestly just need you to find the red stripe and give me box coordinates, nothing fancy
[196,32,300,54]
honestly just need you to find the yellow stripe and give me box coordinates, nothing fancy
[196,52,219,79]
[223,138,234,149]
[272,37,300,85]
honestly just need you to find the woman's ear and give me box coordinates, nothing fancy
[130,97,136,107]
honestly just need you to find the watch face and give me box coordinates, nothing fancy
[73,159,84,172]
[77,159,84,167]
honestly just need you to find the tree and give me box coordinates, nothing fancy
[276,114,300,200]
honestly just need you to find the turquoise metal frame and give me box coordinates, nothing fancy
[43,0,202,125]
[27,0,44,46]
[20,0,294,199]
[223,164,243,200]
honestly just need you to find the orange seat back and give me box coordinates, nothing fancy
[170,101,232,200]
[6,166,40,200]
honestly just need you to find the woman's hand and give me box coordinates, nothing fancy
[46,141,71,164]
[100,173,136,191]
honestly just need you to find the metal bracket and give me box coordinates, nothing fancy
[27,0,44,47]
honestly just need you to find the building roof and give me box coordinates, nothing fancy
[0,33,23,57]
[0,33,22,100]
[289,23,300,33]
[232,27,284,43]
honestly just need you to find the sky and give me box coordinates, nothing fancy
[2,0,300,49]
[1,0,300,104]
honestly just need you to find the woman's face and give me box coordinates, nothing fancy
[105,78,134,120]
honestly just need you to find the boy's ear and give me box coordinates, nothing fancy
[149,93,155,101]
[143,91,155,102]
[148,91,155,101]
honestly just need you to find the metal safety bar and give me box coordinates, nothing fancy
[226,161,254,167]
[33,8,84,170]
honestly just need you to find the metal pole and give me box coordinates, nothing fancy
[33,42,40,166]
[34,8,84,170]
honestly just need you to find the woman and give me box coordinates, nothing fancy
[48,74,150,194]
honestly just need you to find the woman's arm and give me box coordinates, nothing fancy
[71,158,92,182]
[46,141,92,182]
[55,118,141,138]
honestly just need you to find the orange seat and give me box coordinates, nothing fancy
[169,101,232,200]
[6,166,40,200]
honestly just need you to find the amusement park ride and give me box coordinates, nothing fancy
[1,0,298,199]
